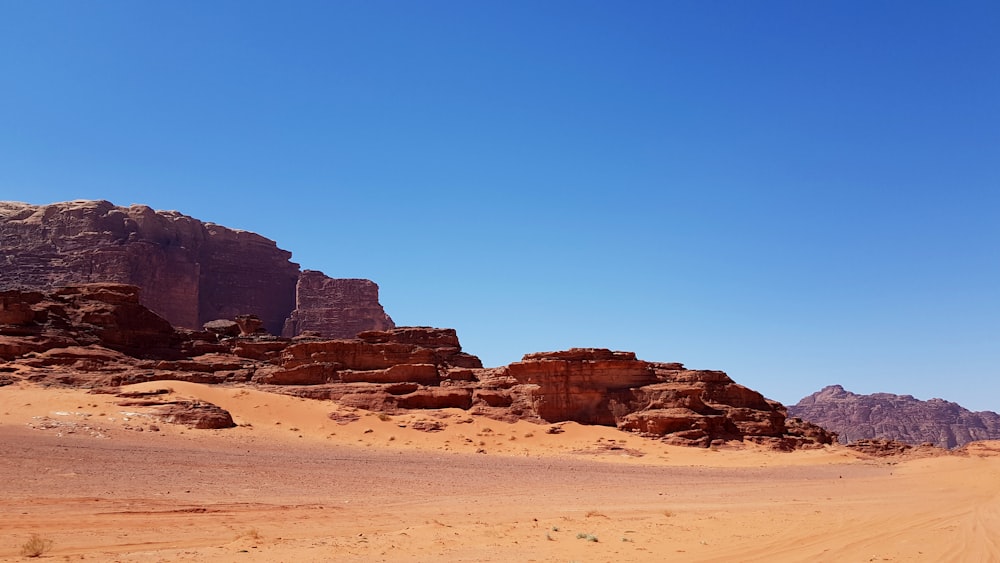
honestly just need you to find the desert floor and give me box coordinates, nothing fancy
[2,380,1000,562]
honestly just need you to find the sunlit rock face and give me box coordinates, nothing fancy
[0,200,393,338]
[790,385,1000,449]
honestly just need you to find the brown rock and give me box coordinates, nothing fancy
[507,348,657,425]
[234,315,264,336]
[281,271,394,338]
[396,388,473,410]
[340,364,440,385]
[0,200,392,338]
[789,385,1000,449]
[152,400,237,429]
[0,283,833,449]
[203,319,240,337]
[844,438,915,457]
[256,363,339,385]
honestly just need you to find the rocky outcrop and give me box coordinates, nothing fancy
[789,385,1000,449]
[500,349,832,448]
[281,271,394,338]
[0,284,833,448]
[0,200,393,338]
[0,284,180,360]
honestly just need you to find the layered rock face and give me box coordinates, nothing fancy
[281,271,394,338]
[0,285,833,448]
[0,200,393,338]
[789,385,1000,449]
[504,349,826,448]
[0,284,180,362]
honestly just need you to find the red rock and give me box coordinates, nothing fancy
[202,319,240,337]
[234,315,265,336]
[281,271,394,338]
[396,388,473,410]
[473,389,513,407]
[358,327,460,348]
[340,364,439,385]
[0,200,392,338]
[256,363,339,385]
[230,339,288,361]
[151,400,236,429]
[844,438,915,457]
[506,349,657,424]
[0,284,834,449]
[280,339,436,370]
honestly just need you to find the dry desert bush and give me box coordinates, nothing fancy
[20,534,53,558]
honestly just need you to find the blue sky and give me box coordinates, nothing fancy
[2,1,998,410]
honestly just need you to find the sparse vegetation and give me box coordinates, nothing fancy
[20,534,53,558]
[378,413,392,421]
[576,532,599,542]
[238,528,262,541]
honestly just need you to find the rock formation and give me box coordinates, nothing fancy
[281,271,394,338]
[0,200,393,338]
[789,385,1000,449]
[0,284,834,448]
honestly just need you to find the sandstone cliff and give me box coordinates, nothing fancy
[0,284,833,449]
[0,200,393,338]
[281,271,394,338]
[789,385,1000,448]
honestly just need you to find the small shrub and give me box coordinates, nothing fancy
[20,534,53,558]
[238,528,262,541]
[576,532,598,542]
[377,413,391,422]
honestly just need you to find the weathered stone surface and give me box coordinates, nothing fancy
[0,284,179,360]
[234,314,264,336]
[396,388,474,410]
[789,385,1000,449]
[203,319,240,337]
[507,349,656,425]
[152,400,237,429]
[843,438,915,457]
[281,271,394,338]
[0,284,834,448]
[0,200,392,338]
[493,350,832,447]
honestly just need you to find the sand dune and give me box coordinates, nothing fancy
[2,380,999,561]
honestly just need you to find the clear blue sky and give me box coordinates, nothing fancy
[2,1,997,410]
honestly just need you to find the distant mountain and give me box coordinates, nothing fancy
[789,385,1000,449]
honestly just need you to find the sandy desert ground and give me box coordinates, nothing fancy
[2,380,1000,562]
